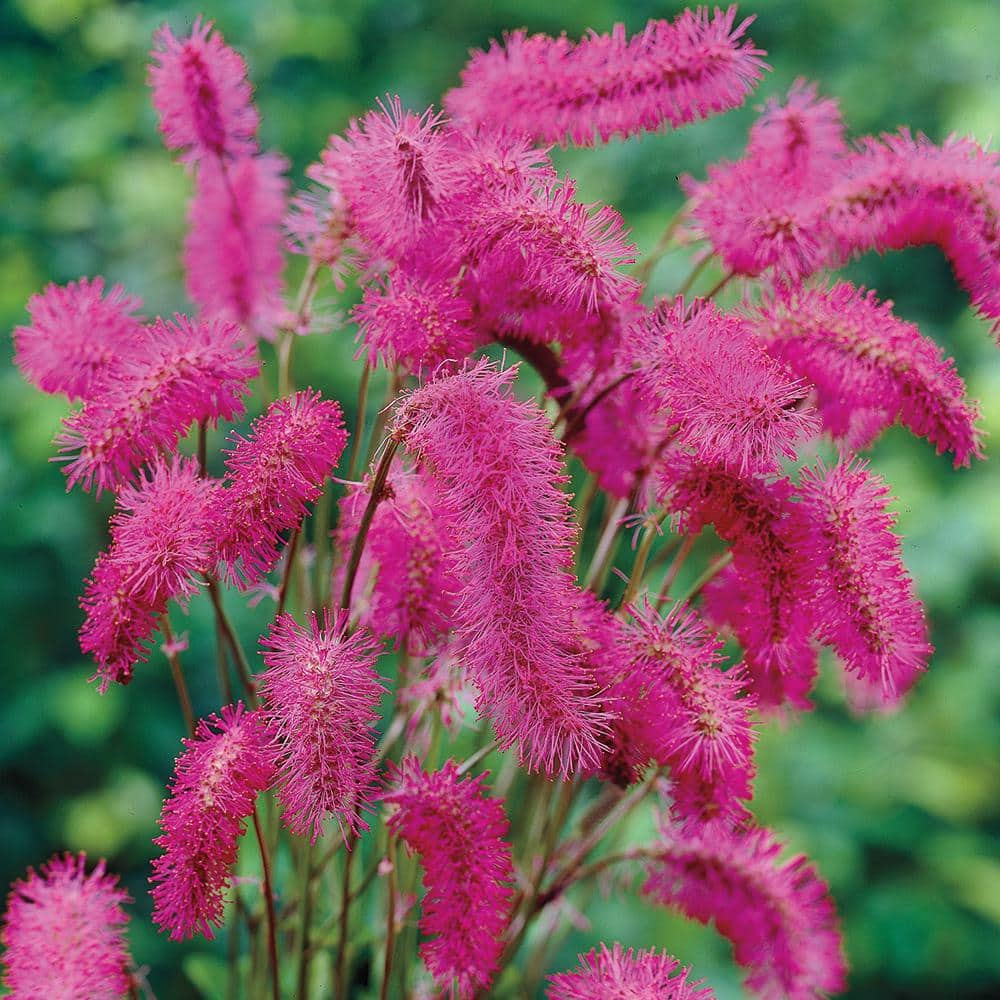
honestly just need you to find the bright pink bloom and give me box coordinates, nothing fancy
[643,824,847,1000]
[2,853,132,999]
[259,611,384,842]
[445,8,767,147]
[13,277,146,401]
[149,18,259,162]
[393,362,609,776]
[753,282,983,466]
[548,943,714,1000]
[151,703,275,940]
[56,314,257,494]
[638,299,818,477]
[215,390,348,588]
[798,460,931,706]
[383,756,514,999]
[185,152,288,339]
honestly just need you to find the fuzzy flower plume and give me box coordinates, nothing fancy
[56,314,257,494]
[151,703,275,940]
[392,362,608,775]
[13,277,146,402]
[638,299,818,476]
[643,824,847,1000]
[259,611,384,842]
[798,460,931,706]
[384,756,514,999]
[548,943,715,1000]
[149,17,259,162]
[215,390,348,588]
[2,853,132,999]
[753,282,983,466]
[335,468,459,655]
[445,7,766,147]
[185,152,288,338]
[79,457,221,690]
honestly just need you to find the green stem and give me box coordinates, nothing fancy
[295,840,315,1000]
[252,808,281,1000]
[704,269,735,301]
[584,496,629,590]
[655,534,696,610]
[205,576,257,706]
[676,550,734,607]
[619,518,661,608]
[160,616,194,737]
[677,253,712,297]
[346,362,371,483]
[380,840,398,1000]
[276,526,301,618]
[632,205,686,285]
[334,842,357,997]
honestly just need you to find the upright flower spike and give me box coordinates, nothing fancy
[798,460,932,706]
[149,17,259,162]
[548,943,715,1000]
[445,7,767,147]
[753,282,984,466]
[185,152,289,339]
[56,314,258,494]
[151,704,275,941]
[383,757,514,999]
[643,824,847,1000]
[13,277,146,402]
[392,362,609,776]
[259,611,385,842]
[215,390,348,588]
[2,853,133,998]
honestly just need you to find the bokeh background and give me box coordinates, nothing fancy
[1,0,998,996]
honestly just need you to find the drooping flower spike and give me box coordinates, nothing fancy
[2,853,133,999]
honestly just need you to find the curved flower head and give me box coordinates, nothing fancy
[13,277,146,401]
[2,853,132,999]
[149,17,259,161]
[383,757,514,999]
[151,703,275,940]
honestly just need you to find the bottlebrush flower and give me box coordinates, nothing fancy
[548,943,714,1000]
[353,270,478,374]
[383,756,514,999]
[151,703,275,940]
[56,314,258,494]
[637,299,818,477]
[259,611,384,842]
[149,17,259,162]
[215,390,348,588]
[797,460,931,706]
[13,276,146,401]
[445,7,767,147]
[643,824,847,1000]
[335,469,459,655]
[2,853,133,999]
[185,152,288,339]
[752,281,984,466]
[392,362,608,776]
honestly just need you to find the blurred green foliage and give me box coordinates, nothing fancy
[1,0,998,996]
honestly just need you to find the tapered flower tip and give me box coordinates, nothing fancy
[149,16,259,161]
[548,942,715,999]
[2,853,132,998]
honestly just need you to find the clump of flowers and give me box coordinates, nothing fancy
[7,8,996,998]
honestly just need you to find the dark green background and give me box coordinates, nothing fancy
[1,1,998,996]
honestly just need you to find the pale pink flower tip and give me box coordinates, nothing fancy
[149,17,259,161]
[548,942,715,1000]
[644,824,847,1000]
[259,610,385,843]
[384,756,514,999]
[2,852,132,999]
[151,703,275,941]
[13,277,146,402]
[445,7,767,147]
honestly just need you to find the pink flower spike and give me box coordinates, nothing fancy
[798,460,932,706]
[215,390,348,588]
[548,942,715,1000]
[2,853,133,999]
[150,703,275,941]
[445,8,767,147]
[383,756,514,999]
[148,17,259,162]
[259,611,385,842]
[13,277,146,401]
[643,824,847,1000]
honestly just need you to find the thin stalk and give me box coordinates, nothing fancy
[295,840,315,1000]
[197,421,207,477]
[215,619,233,705]
[584,497,629,590]
[655,535,696,610]
[561,370,635,445]
[573,474,599,530]
[276,526,301,618]
[619,520,660,608]
[364,372,402,469]
[704,269,735,301]
[676,550,734,606]
[380,840,398,1000]
[251,808,280,1000]
[205,576,257,706]
[160,616,194,737]
[456,738,500,776]
[346,362,371,483]
[632,206,686,285]
[334,841,357,997]
[677,253,712,297]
